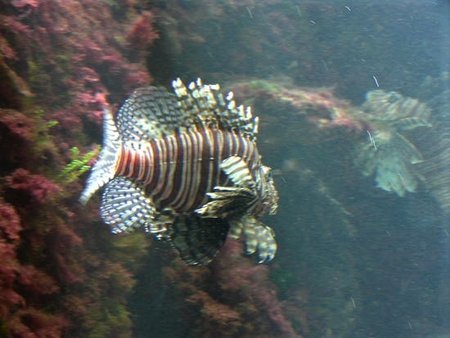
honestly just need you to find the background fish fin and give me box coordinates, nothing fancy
[363,89,431,124]
[390,117,432,131]
[229,216,277,263]
[116,86,189,142]
[196,186,258,218]
[172,78,259,139]
[220,156,254,187]
[100,177,156,234]
[354,131,424,196]
[169,215,229,265]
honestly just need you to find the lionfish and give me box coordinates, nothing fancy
[80,78,279,265]
[354,89,432,196]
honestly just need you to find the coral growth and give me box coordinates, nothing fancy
[126,12,158,53]
[0,200,69,337]
[0,109,35,172]
[5,168,60,205]
[1,0,157,139]
[0,0,157,336]
[231,79,367,147]
[231,79,433,197]
[0,109,34,141]
[214,240,299,338]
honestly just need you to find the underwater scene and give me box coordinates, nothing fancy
[1,0,450,337]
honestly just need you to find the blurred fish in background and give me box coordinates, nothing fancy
[353,90,432,197]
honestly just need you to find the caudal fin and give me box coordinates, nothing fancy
[80,108,121,204]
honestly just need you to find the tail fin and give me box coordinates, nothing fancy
[80,108,121,204]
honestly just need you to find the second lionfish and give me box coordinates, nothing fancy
[80,78,279,265]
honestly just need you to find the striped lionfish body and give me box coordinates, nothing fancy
[80,78,279,265]
[116,128,260,212]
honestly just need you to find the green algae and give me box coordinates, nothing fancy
[57,146,99,184]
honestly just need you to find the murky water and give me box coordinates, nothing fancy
[2,1,450,337]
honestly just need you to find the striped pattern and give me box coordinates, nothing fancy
[170,215,229,265]
[363,90,432,128]
[229,215,277,263]
[355,89,432,197]
[220,156,254,187]
[115,127,260,212]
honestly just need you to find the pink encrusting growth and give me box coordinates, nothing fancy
[0,200,69,337]
[1,0,157,136]
[5,169,60,204]
[0,0,158,336]
[163,239,302,337]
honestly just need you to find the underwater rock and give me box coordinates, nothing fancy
[230,79,366,146]
[274,165,358,337]
[162,239,301,338]
[230,80,433,197]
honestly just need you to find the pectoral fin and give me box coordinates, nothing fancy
[230,216,277,263]
[196,186,258,218]
[195,156,258,218]
[220,156,255,187]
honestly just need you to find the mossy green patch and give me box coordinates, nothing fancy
[57,146,99,184]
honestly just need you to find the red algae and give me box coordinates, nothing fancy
[0,1,360,337]
[0,109,34,141]
[214,240,300,338]
[126,11,158,51]
[11,0,39,9]
[5,168,60,205]
[0,0,157,336]
[0,202,21,241]
[162,239,302,338]
[0,200,68,336]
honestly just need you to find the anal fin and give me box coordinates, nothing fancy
[169,215,230,265]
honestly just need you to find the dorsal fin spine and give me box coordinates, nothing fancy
[80,108,121,204]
